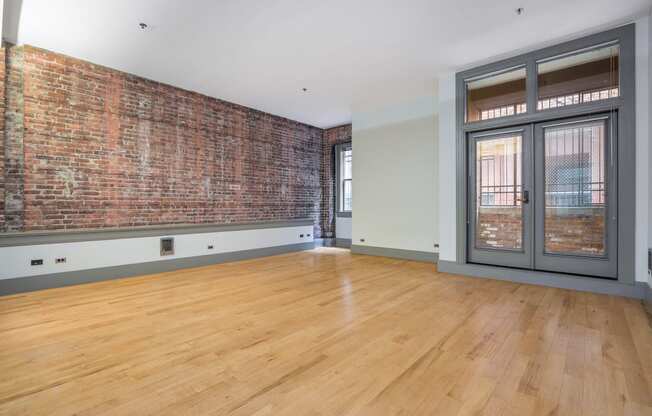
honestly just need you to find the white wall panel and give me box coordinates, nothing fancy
[0,225,313,280]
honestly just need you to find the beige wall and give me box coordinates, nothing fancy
[352,99,438,253]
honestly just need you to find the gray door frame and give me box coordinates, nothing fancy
[467,126,534,269]
[455,24,635,284]
[533,113,618,278]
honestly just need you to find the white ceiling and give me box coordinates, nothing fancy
[4,0,651,128]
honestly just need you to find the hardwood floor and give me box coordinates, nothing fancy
[0,247,651,415]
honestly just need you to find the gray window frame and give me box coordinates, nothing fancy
[455,24,635,285]
[335,142,353,217]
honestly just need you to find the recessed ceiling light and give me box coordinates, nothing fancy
[515,7,524,15]
[139,22,149,30]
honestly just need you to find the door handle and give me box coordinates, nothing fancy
[521,190,529,204]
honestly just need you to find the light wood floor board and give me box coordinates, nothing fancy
[0,247,651,415]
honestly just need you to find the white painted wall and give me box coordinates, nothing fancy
[438,72,457,262]
[335,217,352,240]
[351,93,438,254]
[0,225,313,280]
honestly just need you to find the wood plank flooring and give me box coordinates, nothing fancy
[0,247,651,415]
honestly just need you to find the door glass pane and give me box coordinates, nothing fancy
[466,67,527,123]
[537,44,619,111]
[543,120,606,256]
[475,134,522,250]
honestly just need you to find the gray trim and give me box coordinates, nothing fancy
[0,219,314,247]
[0,242,315,296]
[335,238,352,248]
[467,126,533,268]
[533,114,618,278]
[645,283,652,315]
[455,24,636,285]
[351,244,438,263]
[314,238,351,248]
[438,260,647,299]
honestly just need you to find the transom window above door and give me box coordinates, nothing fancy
[537,43,619,111]
[465,67,527,123]
[463,39,621,127]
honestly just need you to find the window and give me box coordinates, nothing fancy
[466,67,527,123]
[464,43,621,125]
[537,43,619,111]
[336,144,352,215]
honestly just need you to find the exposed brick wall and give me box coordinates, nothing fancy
[1,45,326,234]
[4,47,25,231]
[320,124,351,238]
[545,208,605,255]
[477,206,605,255]
[477,207,523,250]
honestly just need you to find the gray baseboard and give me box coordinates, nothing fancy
[314,238,352,248]
[0,242,315,296]
[351,244,438,263]
[335,238,352,248]
[438,260,647,299]
[644,283,652,314]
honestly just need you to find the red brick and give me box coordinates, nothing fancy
[1,45,351,237]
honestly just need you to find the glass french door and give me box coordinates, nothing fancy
[534,115,617,278]
[468,126,533,268]
[468,113,617,279]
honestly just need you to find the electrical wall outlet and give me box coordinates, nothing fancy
[300,234,304,238]
[55,257,67,264]
[31,259,43,266]
[207,245,214,250]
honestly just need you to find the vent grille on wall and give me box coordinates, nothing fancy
[160,238,174,256]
